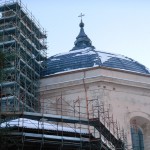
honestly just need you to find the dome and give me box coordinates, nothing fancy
[42,19,150,76]
[42,47,150,75]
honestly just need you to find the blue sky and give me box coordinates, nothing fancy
[22,0,150,69]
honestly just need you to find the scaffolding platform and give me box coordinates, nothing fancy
[0,111,126,149]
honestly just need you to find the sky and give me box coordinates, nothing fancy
[22,0,150,69]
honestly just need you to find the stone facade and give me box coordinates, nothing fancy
[40,66,150,149]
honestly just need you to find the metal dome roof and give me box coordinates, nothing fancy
[42,19,150,76]
[42,47,150,76]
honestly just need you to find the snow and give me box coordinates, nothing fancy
[97,52,112,63]
[51,47,132,64]
[145,67,150,73]
[93,63,99,67]
[46,47,150,75]
[51,58,60,61]
[64,68,71,71]
[1,118,88,134]
[96,50,131,63]
[73,49,95,57]
[53,47,93,57]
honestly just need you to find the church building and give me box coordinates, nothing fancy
[0,1,149,149]
[41,17,150,150]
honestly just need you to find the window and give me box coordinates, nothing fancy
[131,127,144,150]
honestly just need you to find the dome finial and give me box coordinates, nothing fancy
[78,13,85,27]
[70,13,95,51]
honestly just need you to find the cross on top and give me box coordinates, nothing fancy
[78,13,85,20]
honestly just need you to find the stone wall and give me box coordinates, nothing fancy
[40,67,150,149]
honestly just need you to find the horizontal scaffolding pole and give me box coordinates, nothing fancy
[10,132,90,142]
[0,111,125,148]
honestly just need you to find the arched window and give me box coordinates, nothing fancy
[131,127,144,150]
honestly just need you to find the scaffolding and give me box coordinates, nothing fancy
[0,0,47,112]
[0,93,127,150]
[0,1,127,149]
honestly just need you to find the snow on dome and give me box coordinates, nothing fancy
[96,50,131,63]
[42,47,150,76]
[41,20,150,76]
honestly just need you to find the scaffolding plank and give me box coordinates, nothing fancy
[0,112,88,124]
[23,112,89,124]
[0,112,124,149]
[10,132,90,142]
